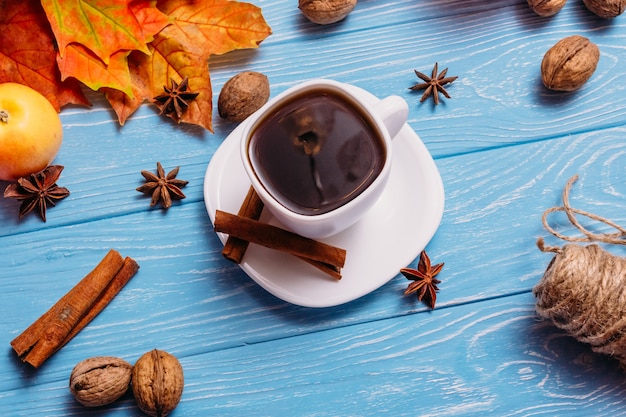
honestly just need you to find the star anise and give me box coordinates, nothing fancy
[400,250,444,309]
[153,77,199,123]
[409,63,458,105]
[3,165,70,222]
[137,162,189,209]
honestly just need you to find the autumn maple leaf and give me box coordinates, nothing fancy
[50,0,170,97]
[0,0,90,111]
[40,0,169,63]
[157,0,273,56]
[57,46,135,97]
[106,0,272,131]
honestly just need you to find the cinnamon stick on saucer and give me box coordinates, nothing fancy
[222,186,265,263]
[214,210,346,279]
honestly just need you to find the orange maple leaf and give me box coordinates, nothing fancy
[102,50,151,125]
[158,0,273,56]
[40,0,169,64]
[149,35,214,130]
[0,0,90,111]
[131,0,174,44]
[57,45,134,97]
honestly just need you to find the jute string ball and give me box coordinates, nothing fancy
[534,175,626,367]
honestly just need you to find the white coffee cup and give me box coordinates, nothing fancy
[240,78,408,239]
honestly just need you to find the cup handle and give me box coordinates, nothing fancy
[373,95,409,140]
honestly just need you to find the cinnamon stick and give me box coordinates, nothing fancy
[294,254,343,280]
[62,256,140,345]
[10,250,139,368]
[222,186,265,263]
[214,210,346,279]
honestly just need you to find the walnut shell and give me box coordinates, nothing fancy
[299,0,357,24]
[541,35,600,92]
[132,349,184,417]
[218,71,270,123]
[527,0,567,16]
[583,0,626,17]
[69,356,132,407]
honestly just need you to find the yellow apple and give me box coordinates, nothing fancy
[0,83,63,181]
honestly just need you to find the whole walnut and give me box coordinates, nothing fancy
[527,0,567,16]
[583,0,626,17]
[218,71,270,123]
[541,35,600,91]
[299,0,357,24]
[69,356,132,407]
[132,349,184,417]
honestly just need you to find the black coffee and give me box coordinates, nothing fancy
[248,88,386,215]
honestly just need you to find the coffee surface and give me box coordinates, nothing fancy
[248,89,386,215]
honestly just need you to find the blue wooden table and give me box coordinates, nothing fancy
[3,1,626,415]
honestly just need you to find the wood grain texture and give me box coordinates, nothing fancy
[2,0,626,415]
[3,295,626,416]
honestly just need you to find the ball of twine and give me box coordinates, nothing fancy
[534,175,626,367]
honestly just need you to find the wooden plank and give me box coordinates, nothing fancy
[2,293,625,416]
[214,0,523,46]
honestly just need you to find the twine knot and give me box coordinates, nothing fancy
[534,175,626,367]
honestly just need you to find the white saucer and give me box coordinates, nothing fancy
[203,86,444,308]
